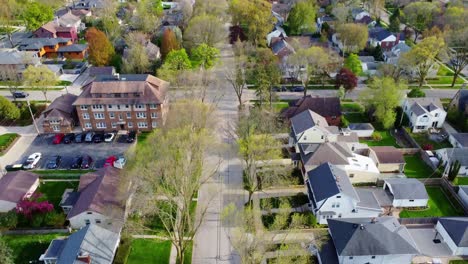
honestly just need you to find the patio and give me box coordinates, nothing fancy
[407,227,452,257]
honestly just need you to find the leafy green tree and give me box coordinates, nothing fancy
[444,6,467,31]
[372,44,384,61]
[183,14,226,49]
[0,235,14,264]
[287,0,317,35]
[447,160,461,181]
[344,54,362,75]
[22,2,53,31]
[0,96,19,120]
[360,77,406,129]
[248,48,280,107]
[132,0,163,34]
[336,23,368,53]
[23,65,57,102]
[389,16,400,32]
[403,2,438,42]
[190,44,220,69]
[158,49,192,85]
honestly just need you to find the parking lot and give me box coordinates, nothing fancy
[16,133,134,170]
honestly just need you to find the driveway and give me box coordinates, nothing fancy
[16,134,132,170]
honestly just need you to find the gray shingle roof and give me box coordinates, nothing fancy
[348,123,374,131]
[355,189,382,210]
[328,217,420,256]
[291,109,328,135]
[407,98,443,117]
[0,49,39,65]
[0,171,39,203]
[440,148,468,166]
[451,133,468,147]
[300,142,352,166]
[438,218,468,247]
[384,178,428,200]
[307,163,358,202]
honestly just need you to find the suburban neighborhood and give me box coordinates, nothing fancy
[0,0,467,263]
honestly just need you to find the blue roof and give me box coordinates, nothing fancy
[271,40,287,54]
[369,27,393,41]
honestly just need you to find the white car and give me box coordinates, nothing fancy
[23,153,42,170]
[114,156,126,169]
[104,133,115,142]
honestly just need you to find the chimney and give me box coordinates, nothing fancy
[77,252,91,263]
[359,224,365,230]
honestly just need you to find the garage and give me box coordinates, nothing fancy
[383,178,429,208]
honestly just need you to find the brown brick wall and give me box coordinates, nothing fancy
[42,120,74,133]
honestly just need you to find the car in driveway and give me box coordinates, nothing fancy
[70,156,83,169]
[12,91,28,98]
[46,155,62,169]
[126,131,136,143]
[104,133,115,142]
[93,133,104,143]
[23,153,42,169]
[75,133,84,143]
[84,132,95,143]
[81,155,93,169]
[53,133,65,144]
[63,133,75,144]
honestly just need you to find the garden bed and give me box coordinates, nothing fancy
[399,187,463,218]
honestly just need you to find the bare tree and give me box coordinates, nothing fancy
[225,58,246,108]
[446,28,468,87]
[0,67,21,101]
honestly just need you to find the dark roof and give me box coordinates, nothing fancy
[328,217,419,256]
[369,27,393,41]
[384,178,428,200]
[291,110,328,135]
[307,163,358,202]
[300,142,352,166]
[18,38,71,50]
[370,146,404,164]
[89,66,115,76]
[357,15,373,25]
[438,148,468,166]
[0,171,39,203]
[348,123,374,131]
[43,239,67,259]
[451,133,468,147]
[355,189,382,210]
[438,218,468,247]
[318,238,339,264]
[281,96,341,120]
[43,94,78,125]
[58,44,87,52]
[60,190,80,207]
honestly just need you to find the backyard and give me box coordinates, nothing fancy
[406,128,452,150]
[360,130,399,147]
[127,239,172,264]
[3,233,64,264]
[453,177,468,185]
[403,155,434,178]
[0,133,19,155]
[37,181,79,209]
[400,187,463,218]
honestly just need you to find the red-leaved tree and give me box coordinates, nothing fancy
[16,193,53,219]
[335,68,358,98]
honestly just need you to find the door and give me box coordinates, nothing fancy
[120,124,125,130]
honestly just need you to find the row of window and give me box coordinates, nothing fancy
[92,92,142,98]
[84,121,157,129]
[81,104,158,110]
[83,112,157,120]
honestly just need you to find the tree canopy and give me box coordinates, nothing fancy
[191,44,220,69]
[22,2,53,31]
[344,53,362,75]
[85,27,115,66]
[335,68,358,96]
[287,0,317,35]
[336,23,368,53]
[161,28,180,59]
[158,49,192,84]
[183,14,227,49]
[23,65,57,102]
[403,2,438,41]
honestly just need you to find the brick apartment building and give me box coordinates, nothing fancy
[73,74,169,132]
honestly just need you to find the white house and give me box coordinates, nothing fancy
[458,186,468,207]
[436,218,468,256]
[267,26,287,47]
[402,98,447,133]
[435,148,468,176]
[383,178,429,207]
[325,217,420,264]
[305,163,383,225]
[384,42,411,65]
[0,171,39,212]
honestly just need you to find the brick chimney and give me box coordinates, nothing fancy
[77,253,91,263]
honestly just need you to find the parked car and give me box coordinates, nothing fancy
[63,133,75,144]
[46,155,62,169]
[23,153,42,170]
[81,155,93,169]
[126,131,136,143]
[84,132,95,143]
[53,133,65,144]
[291,86,305,92]
[75,133,84,143]
[93,133,104,143]
[104,133,115,142]
[104,156,117,168]
[70,156,83,169]
[5,164,24,171]
[12,91,28,98]
[114,156,126,169]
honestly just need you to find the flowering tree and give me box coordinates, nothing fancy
[16,193,53,219]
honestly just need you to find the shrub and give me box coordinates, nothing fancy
[0,211,18,229]
[340,115,349,128]
[16,193,54,219]
[44,212,65,227]
[306,212,317,228]
[422,144,433,150]
[372,132,382,141]
[407,88,425,98]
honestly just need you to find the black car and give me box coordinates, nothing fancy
[291,86,305,92]
[126,131,136,143]
[81,155,93,169]
[12,91,28,98]
[63,133,75,144]
[70,156,83,169]
[93,133,104,143]
[46,155,62,169]
[75,133,84,143]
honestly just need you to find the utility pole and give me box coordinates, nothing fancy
[27,99,40,134]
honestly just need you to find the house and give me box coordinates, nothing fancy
[359,56,380,75]
[384,42,411,65]
[42,94,78,133]
[271,1,292,25]
[57,44,88,60]
[73,74,169,132]
[57,12,82,30]
[18,38,73,58]
[449,133,468,148]
[368,146,405,173]
[66,167,127,229]
[39,224,120,264]
[123,40,161,62]
[325,217,420,264]
[436,148,468,176]
[89,66,116,77]
[281,96,342,126]
[267,27,287,47]
[0,49,41,80]
[457,186,468,207]
[402,98,447,133]
[347,123,374,137]
[351,8,370,21]
[305,163,383,225]
[383,178,428,207]
[356,15,375,26]
[449,86,468,115]
[34,20,78,42]
[368,27,403,51]
[0,171,40,212]
[72,0,106,10]
[435,218,468,256]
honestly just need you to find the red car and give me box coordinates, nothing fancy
[53,133,65,144]
[104,156,117,168]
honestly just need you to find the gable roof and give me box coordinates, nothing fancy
[438,148,468,166]
[291,109,329,135]
[0,49,40,65]
[406,98,443,117]
[307,163,358,202]
[43,94,78,121]
[451,133,468,147]
[438,218,468,247]
[67,167,125,220]
[328,217,419,256]
[18,38,71,50]
[369,27,394,41]
[370,146,404,164]
[384,178,428,200]
[0,171,39,203]
[281,96,341,120]
[300,142,352,166]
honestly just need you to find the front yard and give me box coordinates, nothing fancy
[399,187,463,218]
[403,155,434,178]
[3,233,64,264]
[0,133,19,155]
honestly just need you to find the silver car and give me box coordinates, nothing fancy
[23,152,42,170]
[85,132,95,143]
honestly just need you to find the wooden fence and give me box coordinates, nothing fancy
[399,217,439,225]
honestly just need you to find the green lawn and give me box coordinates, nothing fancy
[33,169,94,179]
[272,102,289,112]
[453,177,468,185]
[406,129,452,150]
[0,133,19,155]
[4,234,64,264]
[449,261,468,264]
[341,102,364,113]
[400,187,463,218]
[37,181,79,209]
[127,239,172,264]
[437,65,455,76]
[426,76,465,85]
[360,130,399,147]
[403,155,434,178]
[184,241,193,264]
[136,132,152,149]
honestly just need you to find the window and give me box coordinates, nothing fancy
[94,113,105,119]
[435,113,439,117]
[92,104,103,110]
[49,119,60,124]
[371,256,376,259]
[52,125,60,132]
[349,174,354,178]
[111,122,117,128]
[95,219,101,224]
[136,112,146,119]
[108,104,113,109]
[135,104,144,109]
[152,122,157,128]
[96,122,106,129]
[119,114,123,121]
[80,105,88,110]
[83,113,90,119]
[321,135,324,139]
[134,92,140,97]
[409,199,414,202]
[87,212,92,215]
[85,219,90,225]
[128,122,133,128]
[138,122,148,128]
[126,112,131,118]
[109,112,115,119]
[85,123,92,129]
[125,105,129,108]
[117,105,121,110]
[151,112,158,119]
[115,93,121,98]
[149,104,157,109]
[349,257,353,260]
[338,214,342,218]
[336,202,340,208]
